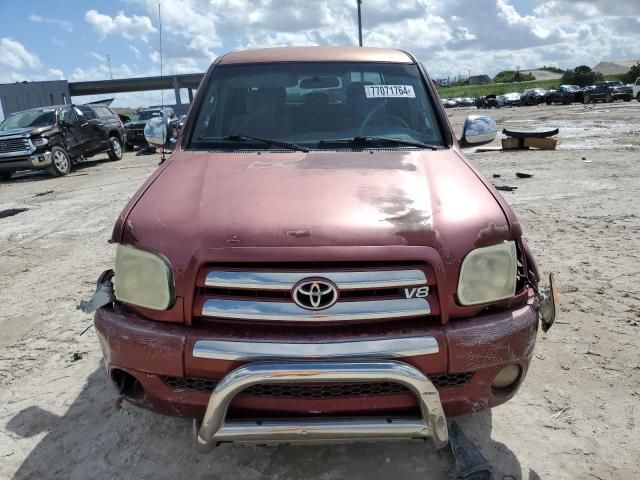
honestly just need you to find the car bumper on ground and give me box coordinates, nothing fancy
[95,298,538,441]
[0,151,51,172]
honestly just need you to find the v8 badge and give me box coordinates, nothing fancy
[404,286,429,298]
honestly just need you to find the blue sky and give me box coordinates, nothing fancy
[1,0,638,107]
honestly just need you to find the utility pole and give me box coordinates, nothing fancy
[106,54,113,80]
[357,0,363,47]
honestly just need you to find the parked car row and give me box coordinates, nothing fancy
[445,79,639,110]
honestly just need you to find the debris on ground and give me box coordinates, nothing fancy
[71,352,84,362]
[34,190,54,197]
[494,185,518,192]
[516,172,534,178]
[0,208,29,219]
[448,421,492,480]
[492,174,501,178]
[502,128,559,151]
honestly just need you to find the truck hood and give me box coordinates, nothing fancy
[121,149,512,259]
[0,126,53,138]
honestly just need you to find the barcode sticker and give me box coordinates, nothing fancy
[364,85,416,98]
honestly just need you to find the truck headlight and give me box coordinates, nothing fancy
[32,137,48,147]
[114,244,175,310]
[457,241,517,306]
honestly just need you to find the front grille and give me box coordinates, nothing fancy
[193,262,437,324]
[0,137,31,155]
[161,373,472,396]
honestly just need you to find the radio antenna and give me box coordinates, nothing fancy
[158,2,166,163]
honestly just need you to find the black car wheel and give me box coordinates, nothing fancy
[583,94,590,104]
[107,136,123,161]
[0,172,13,180]
[606,92,613,103]
[624,96,632,102]
[47,146,71,177]
[637,93,640,102]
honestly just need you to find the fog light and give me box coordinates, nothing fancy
[491,365,520,389]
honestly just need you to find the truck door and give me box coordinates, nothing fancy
[58,107,85,155]
[75,105,105,154]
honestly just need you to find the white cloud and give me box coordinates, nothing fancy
[51,37,66,47]
[85,9,156,42]
[129,45,141,58]
[29,14,73,33]
[46,68,65,80]
[0,38,40,70]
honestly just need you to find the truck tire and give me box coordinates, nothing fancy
[624,96,632,102]
[124,142,134,152]
[107,136,123,161]
[637,93,640,102]
[47,146,71,177]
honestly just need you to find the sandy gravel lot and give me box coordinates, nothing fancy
[1,102,639,479]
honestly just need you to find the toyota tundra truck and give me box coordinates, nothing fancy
[91,46,557,452]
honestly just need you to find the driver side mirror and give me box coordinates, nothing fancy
[144,115,175,148]
[459,115,497,148]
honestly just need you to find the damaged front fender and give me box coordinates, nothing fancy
[78,270,115,313]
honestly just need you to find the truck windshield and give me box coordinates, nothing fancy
[188,62,444,150]
[0,109,56,131]
[130,111,163,122]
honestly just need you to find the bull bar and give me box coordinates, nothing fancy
[193,360,449,453]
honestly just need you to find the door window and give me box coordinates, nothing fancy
[76,106,96,120]
[60,107,78,125]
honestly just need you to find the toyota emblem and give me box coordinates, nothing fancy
[292,278,339,310]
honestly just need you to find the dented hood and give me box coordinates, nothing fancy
[120,149,512,258]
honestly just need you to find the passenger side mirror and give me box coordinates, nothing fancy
[460,115,497,148]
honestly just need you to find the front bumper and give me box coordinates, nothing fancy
[95,301,538,425]
[0,151,51,172]
[125,130,148,147]
[194,360,448,452]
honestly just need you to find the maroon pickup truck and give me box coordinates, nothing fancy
[92,46,557,452]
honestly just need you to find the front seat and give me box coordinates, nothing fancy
[229,87,290,138]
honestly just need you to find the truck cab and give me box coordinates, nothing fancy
[92,46,555,452]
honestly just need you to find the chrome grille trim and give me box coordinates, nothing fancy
[192,335,439,361]
[204,269,427,290]
[0,136,34,158]
[201,298,430,322]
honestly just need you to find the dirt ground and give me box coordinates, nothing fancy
[1,102,639,480]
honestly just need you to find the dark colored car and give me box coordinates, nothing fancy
[124,107,179,150]
[476,94,501,108]
[0,104,125,178]
[89,46,556,452]
[521,88,548,106]
[545,85,583,105]
[584,81,633,103]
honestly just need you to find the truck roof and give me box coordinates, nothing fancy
[217,46,415,65]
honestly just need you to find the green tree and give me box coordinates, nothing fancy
[621,63,640,84]
[561,66,604,87]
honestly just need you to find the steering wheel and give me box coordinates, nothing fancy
[358,101,410,135]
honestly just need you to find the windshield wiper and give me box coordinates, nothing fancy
[319,136,441,150]
[224,134,309,152]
